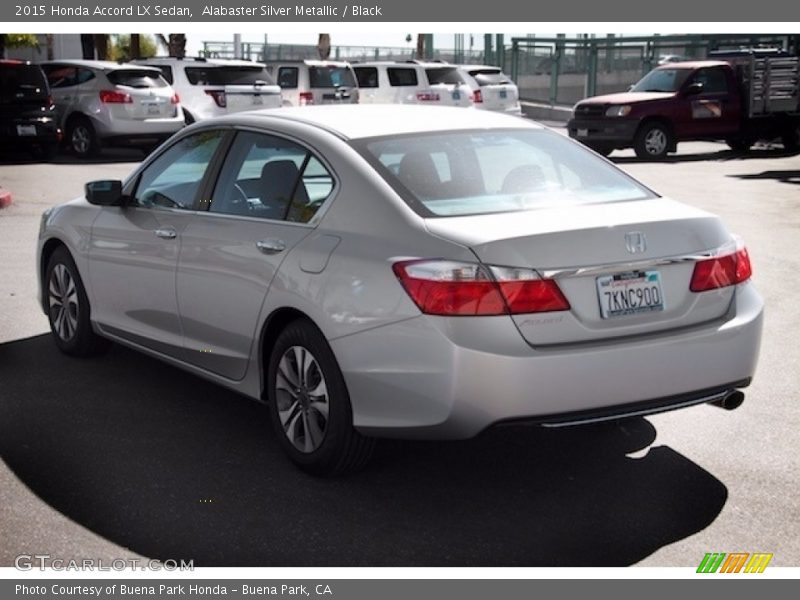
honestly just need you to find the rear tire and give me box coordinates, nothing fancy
[782,122,800,152]
[726,138,753,153]
[267,319,375,476]
[31,143,58,162]
[67,116,99,157]
[585,143,613,157]
[634,121,672,160]
[45,246,110,357]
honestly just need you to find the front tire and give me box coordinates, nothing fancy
[634,121,672,160]
[45,247,110,356]
[782,122,800,152]
[267,320,374,476]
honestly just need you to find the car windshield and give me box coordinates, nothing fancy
[107,69,167,88]
[184,66,273,86]
[0,64,48,102]
[354,129,655,218]
[631,68,691,92]
[309,66,356,88]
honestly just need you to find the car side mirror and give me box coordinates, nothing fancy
[684,82,704,96]
[85,180,125,206]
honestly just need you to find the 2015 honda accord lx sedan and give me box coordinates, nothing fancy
[37,105,763,475]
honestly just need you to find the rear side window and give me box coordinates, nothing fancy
[309,66,356,88]
[277,67,298,88]
[354,67,378,88]
[425,68,463,85]
[388,68,418,87]
[209,131,333,223]
[107,69,167,88]
[0,64,48,101]
[42,65,79,89]
[690,67,729,94]
[184,66,272,86]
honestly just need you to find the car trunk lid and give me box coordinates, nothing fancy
[424,198,737,345]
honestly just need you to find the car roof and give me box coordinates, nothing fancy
[265,59,351,67]
[40,59,161,72]
[228,105,540,140]
[656,60,730,70]
[136,57,266,68]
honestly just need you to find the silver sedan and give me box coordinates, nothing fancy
[36,105,763,475]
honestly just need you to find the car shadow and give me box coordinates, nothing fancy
[0,334,728,566]
[728,170,800,186]
[611,145,799,164]
[0,148,144,166]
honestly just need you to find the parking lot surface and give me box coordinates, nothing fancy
[0,137,798,566]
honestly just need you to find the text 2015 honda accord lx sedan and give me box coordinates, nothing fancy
[37,105,763,474]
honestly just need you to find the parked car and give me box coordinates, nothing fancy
[456,64,522,115]
[353,61,473,107]
[568,50,800,158]
[40,60,184,157]
[266,59,358,106]
[37,105,763,475]
[0,59,60,159]
[133,57,282,123]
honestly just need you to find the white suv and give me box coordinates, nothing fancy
[353,61,474,107]
[457,65,522,115]
[266,60,359,106]
[40,60,184,157]
[133,57,282,123]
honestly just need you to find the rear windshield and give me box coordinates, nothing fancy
[184,66,273,86]
[107,69,167,88]
[631,68,691,93]
[309,66,355,88]
[425,67,464,85]
[0,64,48,101]
[469,70,512,86]
[354,129,655,218]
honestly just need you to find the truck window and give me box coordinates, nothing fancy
[689,67,728,94]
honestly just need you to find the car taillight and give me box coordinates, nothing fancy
[416,92,441,102]
[472,89,483,103]
[690,247,752,292]
[205,90,226,108]
[299,91,314,106]
[170,93,180,104]
[99,90,132,103]
[393,260,570,316]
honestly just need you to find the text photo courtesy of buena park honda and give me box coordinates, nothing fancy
[0,28,799,570]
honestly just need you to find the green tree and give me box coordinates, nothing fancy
[108,34,158,62]
[0,33,39,58]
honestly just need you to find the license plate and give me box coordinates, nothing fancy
[499,90,507,99]
[145,103,160,115]
[16,124,36,136]
[577,128,589,138]
[452,90,461,100]
[596,270,664,319]
[252,95,263,105]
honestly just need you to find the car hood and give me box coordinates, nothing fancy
[576,91,676,106]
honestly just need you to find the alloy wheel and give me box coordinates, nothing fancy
[71,125,91,155]
[49,264,79,341]
[644,128,668,155]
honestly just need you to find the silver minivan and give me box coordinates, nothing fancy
[266,60,358,106]
[40,60,184,156]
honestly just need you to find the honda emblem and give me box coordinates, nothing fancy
[625,231,647,254]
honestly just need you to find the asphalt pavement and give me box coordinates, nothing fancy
[0,139,798,567]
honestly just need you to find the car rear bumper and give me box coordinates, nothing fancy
[92,115,184,140]
[0,116,60,146]
[567,117,640,145]
[332,283,763,439]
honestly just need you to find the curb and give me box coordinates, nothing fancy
[0,188,12,209]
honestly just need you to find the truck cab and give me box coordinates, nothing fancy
[569,54,799,159]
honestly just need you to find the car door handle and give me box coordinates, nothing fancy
[256,239,286,254]
[154,227,177,240]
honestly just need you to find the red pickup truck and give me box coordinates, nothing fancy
[568,52,800,159]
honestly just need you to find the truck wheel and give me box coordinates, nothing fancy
[782,123,800,152]
[634,122,672,160]
[726,138,753,153]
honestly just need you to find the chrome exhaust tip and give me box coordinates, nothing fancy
[711,390,745,411]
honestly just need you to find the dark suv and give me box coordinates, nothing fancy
[0,60,60,160]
